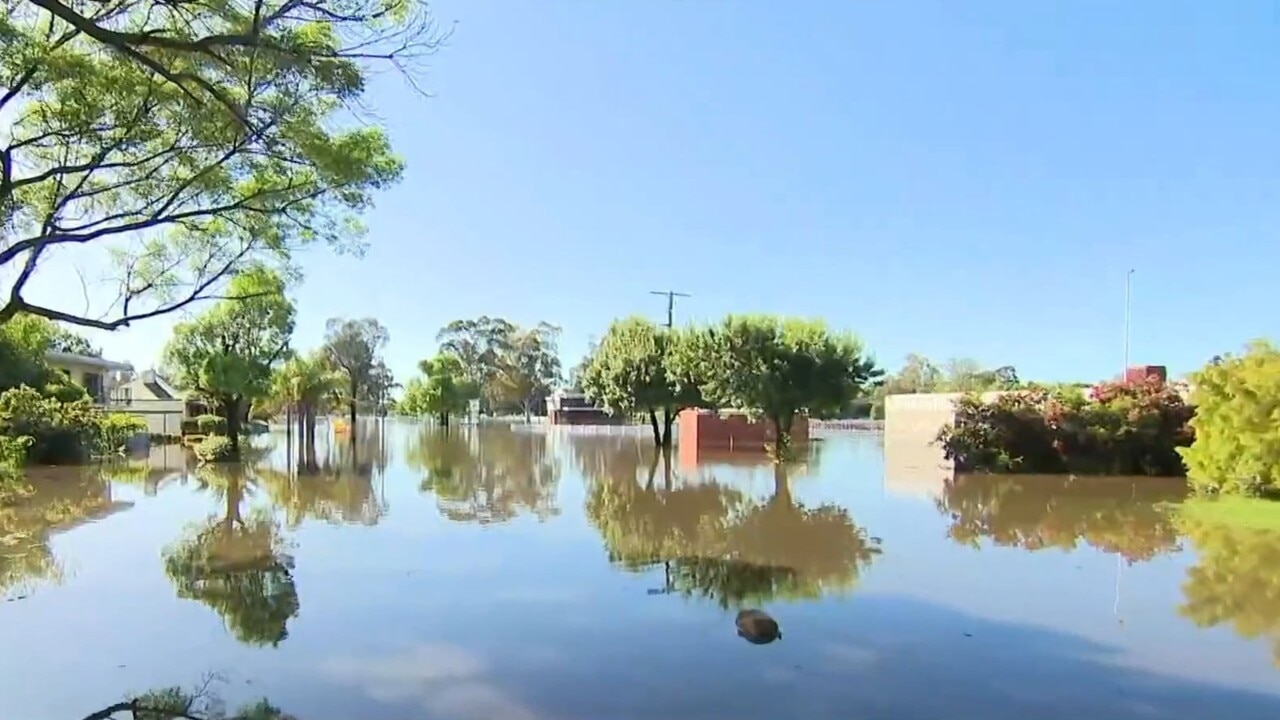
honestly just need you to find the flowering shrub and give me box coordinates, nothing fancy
[937,378,1194,476]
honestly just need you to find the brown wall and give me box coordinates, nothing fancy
[549,409,624,426]
[677,409,808,465]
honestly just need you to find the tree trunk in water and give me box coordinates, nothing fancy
[648,408,662,447]
[772,463,792,506]
[441,412,450,431]
[348,378,358,435]
[305,405,317,472]
[661,408,675,449]
[224,397,243,456]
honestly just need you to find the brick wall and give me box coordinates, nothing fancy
[676,409,808,466]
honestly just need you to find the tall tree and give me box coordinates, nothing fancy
[672,315,881,457]
[579,317,703,448]
[321,318,389,432]
[163,268,295,456]
[494,322,562,422]
[435,316,517,412]
[0,0,445,330]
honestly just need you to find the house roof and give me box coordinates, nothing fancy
[45,350,134,372]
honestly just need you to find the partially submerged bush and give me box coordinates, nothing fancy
[938,378,1193,476]
[195,414,228,435]
[194,435,235,464]
[0,435,34,502]
[94,413,148,457]
[1180,341,1280,496]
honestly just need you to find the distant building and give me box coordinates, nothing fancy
[546,390,620,425]
[114,370,200,436]
[44,350,134,404]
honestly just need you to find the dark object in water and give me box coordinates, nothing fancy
[736,609,781,644]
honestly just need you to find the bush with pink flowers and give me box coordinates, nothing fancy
[937,377,1194,476]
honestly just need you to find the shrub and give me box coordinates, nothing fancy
[0,386,100,464]
[194,435,235,464]
[0,435,34,501]
[937,378,1193,476]
[95,413,148,457]
[1179,342,1280,496]
[195,414,228,435]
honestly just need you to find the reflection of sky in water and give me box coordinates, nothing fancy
[0,424,1278,720]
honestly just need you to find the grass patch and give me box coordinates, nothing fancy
[1172,495,1280,532]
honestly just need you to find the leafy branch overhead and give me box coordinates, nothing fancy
[0,0,450,329]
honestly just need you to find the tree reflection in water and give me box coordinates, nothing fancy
[936,474,1187,563]
[81,679,297,720]
[579,435,881,607]
[163,463,299,647]
[405,427,560,524]
[1,468,129,599]
[1177,514,1280,666]
[256,427,388,527]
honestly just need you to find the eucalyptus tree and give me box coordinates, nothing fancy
[321,317,389,431]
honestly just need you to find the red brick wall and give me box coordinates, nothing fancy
[677,409,808,466]
[1123,365,1167,384]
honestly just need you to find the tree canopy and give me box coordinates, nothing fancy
[670,315,880,454]
[321,317,389,427]
[578,316,702,447]
[0,0,445,330]
[434,316,560,416]
[399,352,476,427]
[163,267,295,452]
[1180,341,1280,496]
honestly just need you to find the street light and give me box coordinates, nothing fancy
[1123,269,1135,376]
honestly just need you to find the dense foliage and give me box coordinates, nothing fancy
[433,316,561,417]
[578,317,703,447]
[668,315,880,456]
[1,0,442,330]
[164,269,296,456]
[194,435,235,464]
[937,378,1194,476]
[399,354,477,428]
[1179,342,1280,496]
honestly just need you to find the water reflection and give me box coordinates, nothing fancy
[578,435,881,607]
[164,463,299,647]
[1178,515,1280,667]
[9,428,1280,720]
[1,469,129,599]
[937,474,1187,563]
[405,427,560,523]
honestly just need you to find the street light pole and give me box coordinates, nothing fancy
[1123,269,1135,376]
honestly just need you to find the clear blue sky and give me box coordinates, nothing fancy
[46,0,1280,384]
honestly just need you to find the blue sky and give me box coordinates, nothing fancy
[31,0,1280,385]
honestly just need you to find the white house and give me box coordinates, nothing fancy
[114,369,191,436]
[44,350,134,404]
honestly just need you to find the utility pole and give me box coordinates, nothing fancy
[1123,269,1135,377]
[649,290,691,329]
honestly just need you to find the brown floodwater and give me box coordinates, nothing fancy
[3,422,1280,720]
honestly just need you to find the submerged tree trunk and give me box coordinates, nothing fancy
[648,408,662,448]
[348,378,358,434]
[224,397,243,456]
[440,411,450,431]
[660,407,675,449]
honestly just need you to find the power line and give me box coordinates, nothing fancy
[649,290,691,329]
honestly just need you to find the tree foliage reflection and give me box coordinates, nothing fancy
[581,437,880,607]
[1178,515,1280,666]
[406,427,560,524]
[163,464,298,647]
[1,469,127,598]
[936,474,1185,563]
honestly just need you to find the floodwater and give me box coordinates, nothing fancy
[3,422,1280,720]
